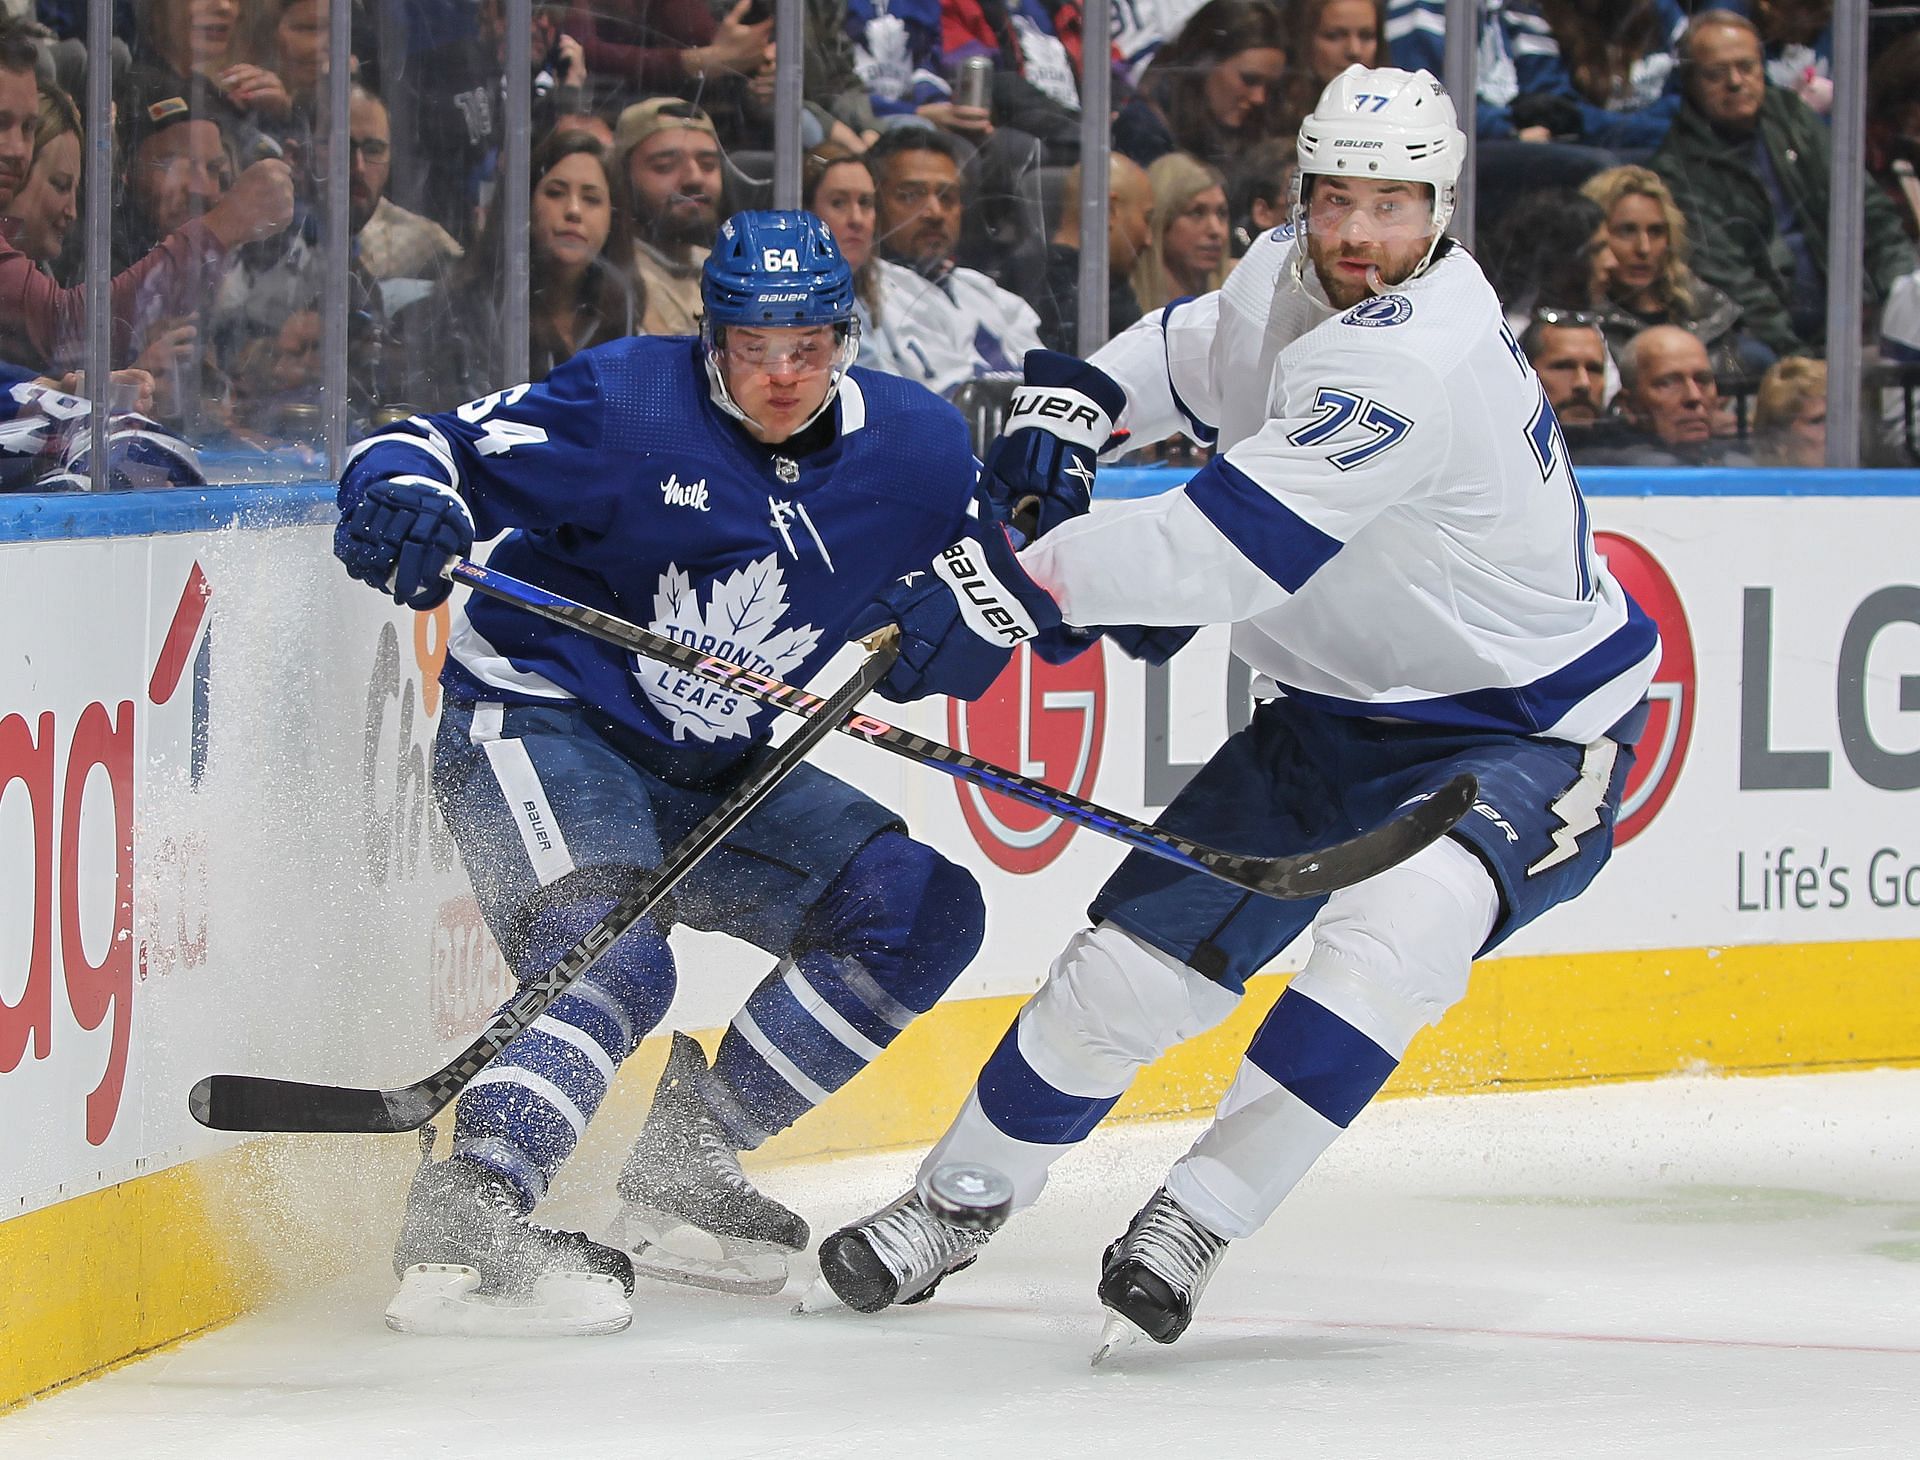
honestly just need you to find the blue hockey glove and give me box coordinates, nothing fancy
[334,475,475,610]
[979,350,1126,541]
[852,524,1063,703]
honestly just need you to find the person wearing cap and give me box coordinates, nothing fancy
[0,22,292,380]
[818,66,1657,1360]
[331,210,995,1336]
[612,97,728,336]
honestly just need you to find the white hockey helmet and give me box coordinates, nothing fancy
[1291,66,1467,280]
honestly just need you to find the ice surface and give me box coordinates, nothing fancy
[7,1070,1920,1460]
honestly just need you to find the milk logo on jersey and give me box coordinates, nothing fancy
[642,556,822,742]
[1342,294,1412,328]
[1596,532,1694,846]
[660,473,710,511]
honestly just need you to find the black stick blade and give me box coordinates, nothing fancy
[1250,772,1478,900]
[189,1074,421,1134]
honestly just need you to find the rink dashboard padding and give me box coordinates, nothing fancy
[5,467,1920,1409]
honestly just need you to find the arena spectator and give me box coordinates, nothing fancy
[1751,355,1826,467]
[1520,310,1609,427]
[1724,0,1832,114]
[1528,0,1684,149]
[1651,10,1917,360]
[863,125,1041,392]
[1226,136,1295,256]
[1279,0,1383,137]
[271,0,329,117]
[392,129,637,409]
[1583,323,1753,466]
[942,0,1084,159]
[613,97,724,336]
[846,0,983,138]
[1,86,80,280]
[1113,0,1287,172]
[131,0,292,127]
[1483,187,1616,332]
[564,0,771,101]
[804,145,883,334]
[1032,154,1153,353]
[1130,152,1228,313]
[1581,164,1767,380]
[348,86,465,291]
[0,36,291,383]
[1867,34,1920,234]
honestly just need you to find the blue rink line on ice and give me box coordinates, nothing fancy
[3,467,1919,543]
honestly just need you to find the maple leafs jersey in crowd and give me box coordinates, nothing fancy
[339,336,977,767]
[1023,228,1659,745]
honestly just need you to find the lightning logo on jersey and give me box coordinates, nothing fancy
[643,556,822,741]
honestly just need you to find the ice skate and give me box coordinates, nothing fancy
[1092,1186,1228,1360]
[615,1031,810,1296]
[386,1150,634,1337]
[814,1189,995,1313]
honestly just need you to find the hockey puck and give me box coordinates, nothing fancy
[923,1163,1014,1231]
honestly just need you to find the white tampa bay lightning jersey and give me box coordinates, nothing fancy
[340,336,978,766]
[1021,228,1658,744]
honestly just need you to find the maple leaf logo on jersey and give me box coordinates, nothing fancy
[640,556,822,741]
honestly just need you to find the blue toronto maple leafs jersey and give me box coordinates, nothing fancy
[339,336,977,769]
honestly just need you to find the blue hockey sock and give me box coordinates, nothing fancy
[453,890,676,1205]
[974,1017,1121,1144]
[710,833,984,1145]
[1243,986,1399,1129]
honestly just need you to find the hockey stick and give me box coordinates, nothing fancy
[449,558,1476,902]
[187,633,902,1135]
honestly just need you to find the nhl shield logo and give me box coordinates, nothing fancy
[947,640,1107,873]
[1595,531,1694,846]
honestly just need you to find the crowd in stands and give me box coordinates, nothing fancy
[0,0,1916,493]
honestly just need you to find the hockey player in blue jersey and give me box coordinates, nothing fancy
[816,67,1659,1356]
[331,211,1010,1336]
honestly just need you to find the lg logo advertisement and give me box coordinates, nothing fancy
[1594,531,1695,847]
[948,640,1107,874]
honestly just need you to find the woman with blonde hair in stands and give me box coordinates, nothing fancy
[2,86,82,281]
[1751,356,1826,468]
[1581,164,1770,380]
[1132,153,1230,314]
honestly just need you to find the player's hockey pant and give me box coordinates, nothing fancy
[454,832,983,1207]
[919,836,1498,1240]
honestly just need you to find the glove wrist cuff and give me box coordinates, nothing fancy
[1005,384,1114,452]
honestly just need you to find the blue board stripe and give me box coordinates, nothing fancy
[5,466,1920,547]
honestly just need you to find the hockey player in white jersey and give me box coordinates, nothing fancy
[816,66,1659,1355]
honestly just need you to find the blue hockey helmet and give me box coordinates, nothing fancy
[702,210,861,437]
[702,210,856,330]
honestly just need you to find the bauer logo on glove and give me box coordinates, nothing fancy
[932,535,1041,646]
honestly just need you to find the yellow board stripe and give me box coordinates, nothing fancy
[6,938,1919,1412]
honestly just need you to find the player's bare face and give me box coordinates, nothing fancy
[722,327,838,443]
[1305,176,1434,310]
[809,161,876,270]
